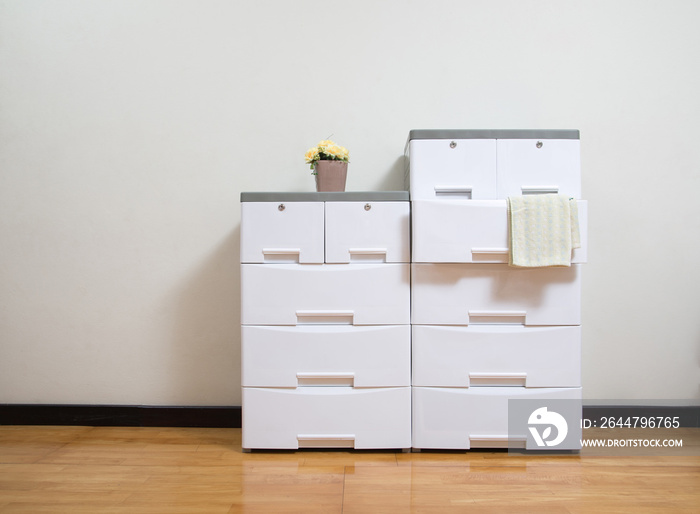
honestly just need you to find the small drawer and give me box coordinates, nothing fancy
[408,139,497,200]
[412,325,581,388]
[411,263,581,326]
[411,200,588,263]
[242,325,410,387]
[412,386,582,450]
[240,202,324,264]
[242,387,411,450]
[325,202,410,263]
[241,263,410,326]
[497,139,581,199]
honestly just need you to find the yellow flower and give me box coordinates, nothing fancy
[304,147,319,164]
[325,144,346,160]
[305,138,349,172]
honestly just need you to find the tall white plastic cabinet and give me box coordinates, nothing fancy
[240,192,411,450]
[407,129,587,449]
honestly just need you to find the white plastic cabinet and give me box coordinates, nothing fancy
[497,138,581,199]
[242,325,411,388]
[411,200,588,263]
[325,201,410,263]
[407,138,497,200]
[412,325,581,388]
[240,201,324,264]
[411,263,581,326]
[406,129,581,200]
[407,129,585,450]
[240,192,411,451]
[412,386,582,450]
[241,263,410,326]
[243,387,411,450]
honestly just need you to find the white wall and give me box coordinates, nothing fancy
[1,0,698,406]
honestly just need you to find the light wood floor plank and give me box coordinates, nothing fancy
[0,426,698,514]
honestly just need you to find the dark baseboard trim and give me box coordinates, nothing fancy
[0,405,242,428]
[0,404,697,429]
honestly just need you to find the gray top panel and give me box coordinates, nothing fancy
[240,191,409,202]
[408,129,580,140]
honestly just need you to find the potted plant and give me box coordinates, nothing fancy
[304,139,350,192]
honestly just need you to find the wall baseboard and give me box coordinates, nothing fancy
[0,404,697,429]
[0,405,241,428]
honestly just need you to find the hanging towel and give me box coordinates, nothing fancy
[507,194,581,267]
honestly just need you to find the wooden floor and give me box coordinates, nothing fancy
[0,427,698,513]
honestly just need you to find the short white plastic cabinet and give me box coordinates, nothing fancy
[407,129,585,450]
[240,192,411,450]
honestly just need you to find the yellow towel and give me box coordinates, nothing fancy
[507,194,581,267]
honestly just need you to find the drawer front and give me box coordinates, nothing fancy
[242,387,411,450]
[411,263,581,326]
[325,202,410,263]
[412,386,582,449]
[240,202,324,263]
[497,139,581,199]
[241,263,410,326]
[242,325,410,387]
[411,200,588,264]
[412,325,581,388]
[409,139,497,200]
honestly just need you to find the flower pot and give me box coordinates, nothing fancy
[315,161,348,192]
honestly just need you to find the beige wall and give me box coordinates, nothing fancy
[1,0,698,405]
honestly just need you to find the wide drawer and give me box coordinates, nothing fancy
[408,139,497,200]
[411,263,581,326]
[242,386,411,450]
[412,386,582,449]
[411,200,588,263]
[325,201,410,263]
[497,139,581,199]
[242,325,410,387]
[412,325,581,388]
[241,263,410,326]
[241,201,325,263]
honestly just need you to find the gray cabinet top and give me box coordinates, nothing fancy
[408,129,580,140]
[240,191,410,202]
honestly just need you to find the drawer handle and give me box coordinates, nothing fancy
[297,434,355,449]
[296,310,354,325]
[468,310,526,324]
[297,372,355,387]
[434,185,473,196]
[521,185,559,195]
[471,248,509,255]
[262,248,301,255]
[349,248,387,255]
[469,372,527,387]
[471,248,509,263]
[262,248,302,263]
